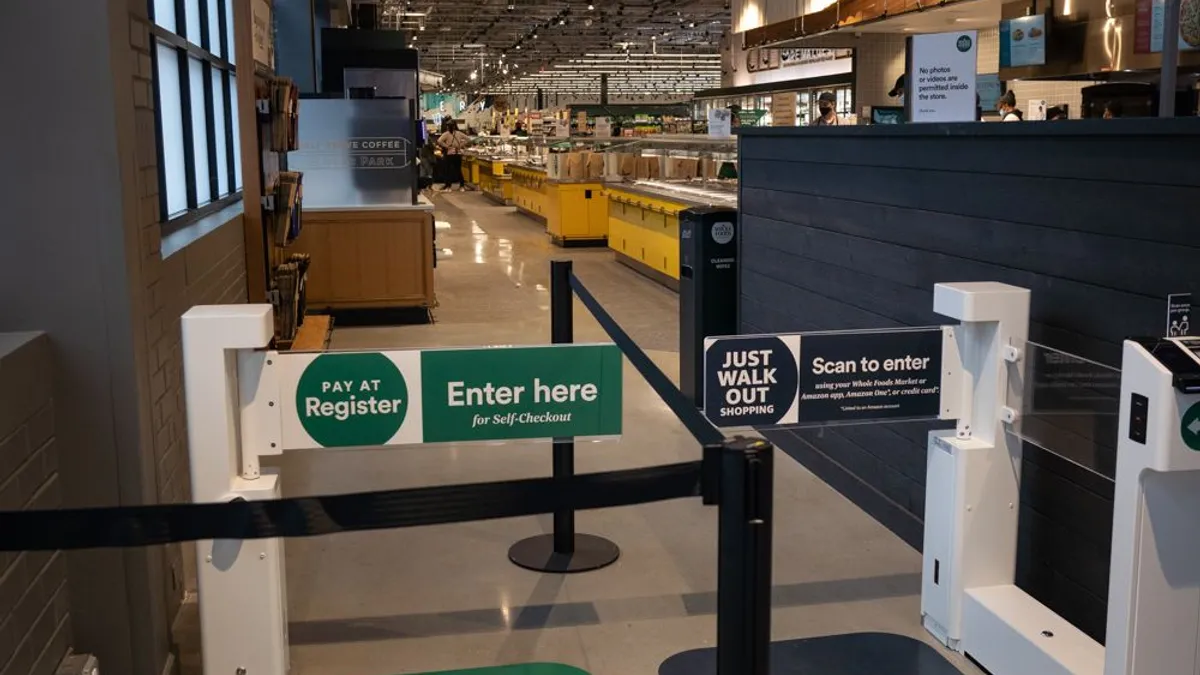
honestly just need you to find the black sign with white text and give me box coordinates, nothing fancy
[797,330,944,423]
[704,336,799,426]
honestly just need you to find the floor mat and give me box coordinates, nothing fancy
[659,633,966,675]
[412,665,589,675]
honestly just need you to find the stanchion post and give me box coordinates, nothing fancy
[550,259,576,552]
[508,260,620,573]
[716,437,773,675]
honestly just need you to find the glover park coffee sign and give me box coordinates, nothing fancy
[277,345,623,449]
[704,328,948,428]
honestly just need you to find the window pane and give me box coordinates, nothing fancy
[225,0,237,64]
[231,74,242,190]
[156,43,188,217]
[212,70,230,196]
[153,0,176,32]
[207,0,222,55]
[184,0,202,46]
[188,57,212,205]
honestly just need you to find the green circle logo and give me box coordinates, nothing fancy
[1182,401,1200,452]
[296,353,408,447]
[957,35,973,52]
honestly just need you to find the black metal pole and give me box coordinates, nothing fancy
[1160,0,1181,117]
[550,259,576,553]
[716,437,773,675]
[508,260,620,574]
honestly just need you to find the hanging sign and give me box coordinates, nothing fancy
[704,328,953,428]
[999,15,1047,67]
[277,344,623,449]
[908,31,979,123]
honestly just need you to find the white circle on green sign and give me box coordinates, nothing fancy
[1182,401,1200,452]
[296,352,409,447]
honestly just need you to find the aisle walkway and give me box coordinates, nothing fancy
[274,193,982,675]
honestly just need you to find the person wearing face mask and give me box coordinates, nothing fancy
[811,92,839,126]
[997,91,1023,121]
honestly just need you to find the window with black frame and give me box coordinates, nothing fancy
[149,0,243,231]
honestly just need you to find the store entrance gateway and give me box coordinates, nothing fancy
[699,282,1200,675]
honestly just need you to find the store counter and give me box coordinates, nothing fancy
[290,197,436,311]
[476,158,515,205]
[605,180,738,288]
[510,162,608,246]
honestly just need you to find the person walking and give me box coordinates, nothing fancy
[436,120,471,191]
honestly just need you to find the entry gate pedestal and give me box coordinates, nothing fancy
[182,305,289,675]
[921,283,1200,675]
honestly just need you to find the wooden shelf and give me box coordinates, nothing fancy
[284,315,332,352]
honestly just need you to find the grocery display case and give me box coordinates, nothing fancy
[600,136,738,286]
[500,136,640,246]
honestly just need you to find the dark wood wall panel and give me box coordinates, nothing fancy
[737,121,1200,645]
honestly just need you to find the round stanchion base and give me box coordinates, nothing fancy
[508,533,620,573]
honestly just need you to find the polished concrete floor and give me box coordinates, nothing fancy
[179,192,983,675]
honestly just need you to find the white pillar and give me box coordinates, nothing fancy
[182,304,288,675]
[1105,339,1200,675]
[921,282,1029,649]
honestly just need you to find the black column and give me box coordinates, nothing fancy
[508,260,621,574]
[600,73,609,105]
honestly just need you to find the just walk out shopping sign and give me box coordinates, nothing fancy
[703,328,952,428]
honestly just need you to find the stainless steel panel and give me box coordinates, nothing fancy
[290,98,416,208]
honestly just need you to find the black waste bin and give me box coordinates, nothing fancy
[679,207,739,406]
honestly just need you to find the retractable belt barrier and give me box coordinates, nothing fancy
[0,259,772,675]
[0,461,704,552]
[569,275,725,448]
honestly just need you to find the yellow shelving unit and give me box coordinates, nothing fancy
[606,186,689,286]
[511,164,548,222]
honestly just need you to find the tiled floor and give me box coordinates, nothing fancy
[175,192,982,675]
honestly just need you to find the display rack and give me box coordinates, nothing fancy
[255,71,310,347]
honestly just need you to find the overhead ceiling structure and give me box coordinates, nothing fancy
[356,0,732,93]
[491,52,722,97]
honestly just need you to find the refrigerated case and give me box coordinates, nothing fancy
[600,136,738,286]
[694,83,853,127]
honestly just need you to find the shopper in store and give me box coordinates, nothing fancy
[997,91,1023,121]
[417,136,437,193]
[512,121,530,137]
[436,120,471,192]
[811,92,840,126]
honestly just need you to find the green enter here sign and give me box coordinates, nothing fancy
[279,344,623,449]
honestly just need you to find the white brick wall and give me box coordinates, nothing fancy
[126,2,248,623]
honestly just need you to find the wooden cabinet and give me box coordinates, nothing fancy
[290,206,436,310]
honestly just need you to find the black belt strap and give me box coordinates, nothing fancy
[0,461,703,551]
[570,274,725,447]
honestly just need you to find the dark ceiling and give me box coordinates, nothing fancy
[353,0,731,90]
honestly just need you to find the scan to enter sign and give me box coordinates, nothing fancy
[704,328,947,427]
